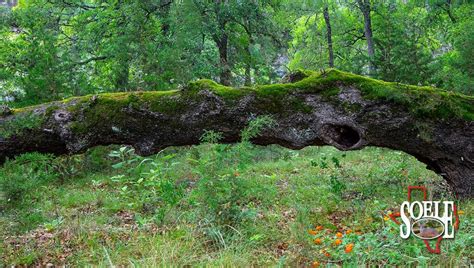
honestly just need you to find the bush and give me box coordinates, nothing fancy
[0,153,57,206]
[188,116,274,245]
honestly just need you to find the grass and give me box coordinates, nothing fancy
[1,139,473,266]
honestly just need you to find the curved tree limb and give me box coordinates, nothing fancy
[1,69,473,198]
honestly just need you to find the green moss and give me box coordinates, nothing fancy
[251,68,472,120]
[187,79,248,99]
[45,105,61,117]
[309,69,474,121]
[0,112,44,138]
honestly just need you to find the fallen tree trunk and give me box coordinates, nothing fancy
[1,69,473,198]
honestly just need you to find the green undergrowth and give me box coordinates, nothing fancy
[1,119,473,266]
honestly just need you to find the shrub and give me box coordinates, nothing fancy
[189,116,274,245]
[0,153,57,206]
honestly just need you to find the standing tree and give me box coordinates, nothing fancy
[193,0,233,85]
[323,4,334,67]
[355,0,375,75]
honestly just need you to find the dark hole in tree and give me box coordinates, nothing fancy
[325,124,361,148]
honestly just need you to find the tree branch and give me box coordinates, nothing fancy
[1,69,473,198]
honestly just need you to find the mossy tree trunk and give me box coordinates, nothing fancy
[1,70,473,198]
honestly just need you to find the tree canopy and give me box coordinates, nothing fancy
[0,0,472,106]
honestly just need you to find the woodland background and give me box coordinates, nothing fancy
[0,0,473,107]
[1,0,473,266]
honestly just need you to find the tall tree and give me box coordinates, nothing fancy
[323,4,334,67]
[193,0,232,85]
[356,0,375,74]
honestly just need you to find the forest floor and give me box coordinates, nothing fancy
[1,142,473,266]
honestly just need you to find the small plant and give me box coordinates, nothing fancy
[240,115,275,143]
[53,155,82,180]
[331,156,341,168]
[43,217,64,232]
[108,146,138,168]
[189,116,275,244]
[329,175,346,197]
[200,130,223,144]
[144,158,184,223]
[108,149,184,224]
[319,156,329,169]
[108,146,148,175]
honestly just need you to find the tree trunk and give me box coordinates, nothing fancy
[245,38,253,86]
[245,61,252,86]
[216,33,232,86]
[323,5,334,68]
[1,69,473,198]
[357,0,375,74]
[445,0,457,23]
[115,58,130,91]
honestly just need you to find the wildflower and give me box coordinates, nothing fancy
[345,243,354,253]
[336,232,343,238]
[308,229,318,235]
[311,261,320,268]
[346,229,352,235]
[383,216,390,221]
[458,210,464,215]
[316,225,323,231]
[314,238,322,245]
[324,251,331,257]
[334,239,342,246]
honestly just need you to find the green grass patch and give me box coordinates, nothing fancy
[1,134,472,266]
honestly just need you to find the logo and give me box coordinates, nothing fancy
[388,186,460,254]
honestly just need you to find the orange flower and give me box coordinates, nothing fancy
[336,232,343,238]
[311,261,320,268]
[314,238,322,245]
[316,225,324,231]
[308,229,318,235]
[345,243,354,253]
[334,239,342,246]
[346,229,352,235]
[324,251,331,257]
[383,216,390,221]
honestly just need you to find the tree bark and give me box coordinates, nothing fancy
[323,5,334,68]
[215,33,232,86]
[357,0,375,74]
[115,59,130,91]
[212,0,232,86]
[1,69,473,198]
[245,61,252,86]
[444,0,457,23]
[244,35,253,86]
